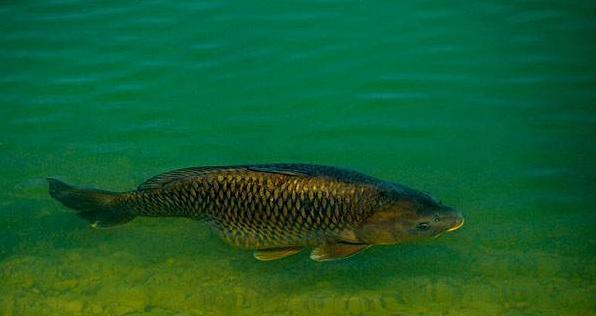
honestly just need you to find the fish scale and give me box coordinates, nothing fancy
[95,165,387,247]
[49,163,464,261]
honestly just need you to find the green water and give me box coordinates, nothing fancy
[1,1,595,315]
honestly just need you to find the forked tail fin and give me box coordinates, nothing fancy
[47,178,135,228]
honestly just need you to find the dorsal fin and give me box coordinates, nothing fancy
[245,166,306,177]
[137,164,384,190]
[137,167,243,190]
[246,164,383,185]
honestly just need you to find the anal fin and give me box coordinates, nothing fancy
[310,243,370,262]
[254,247,304,261]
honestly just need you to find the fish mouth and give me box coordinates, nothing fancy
[447,217,464,232]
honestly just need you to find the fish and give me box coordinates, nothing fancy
[47,163,464,261]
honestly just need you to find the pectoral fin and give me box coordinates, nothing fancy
[253,247,304,261]
[310,243,370,262]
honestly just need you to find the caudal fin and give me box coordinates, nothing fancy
[47,178,135,228]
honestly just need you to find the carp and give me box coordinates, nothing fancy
[48,164,464,261]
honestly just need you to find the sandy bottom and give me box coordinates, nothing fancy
[1,216,593,316]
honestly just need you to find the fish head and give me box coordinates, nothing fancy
[356,190,464,245]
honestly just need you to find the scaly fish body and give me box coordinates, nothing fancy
[48,164,464,261]
[119,166,386,249]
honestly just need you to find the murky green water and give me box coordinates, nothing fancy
[1,1,595,315]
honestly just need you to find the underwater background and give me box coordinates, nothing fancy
[1,1,595,315]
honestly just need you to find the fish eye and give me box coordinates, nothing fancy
[432,214,440,222]
[416,222,431,231]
